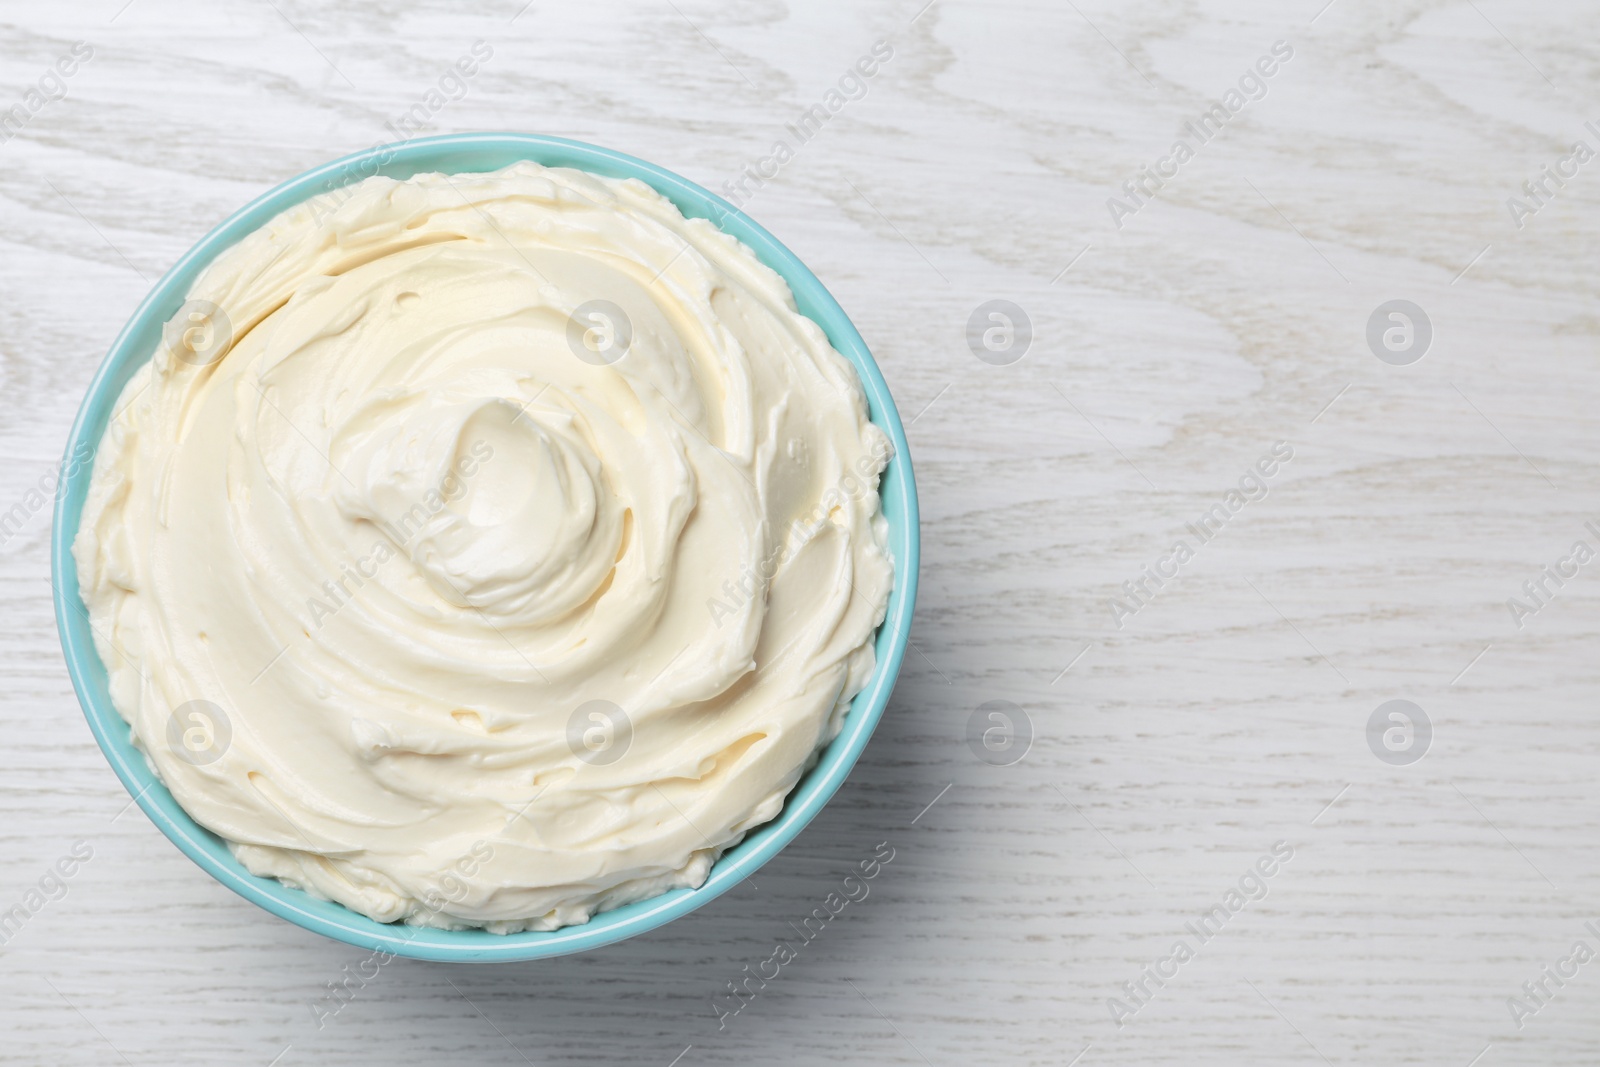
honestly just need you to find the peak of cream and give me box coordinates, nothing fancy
[73,162,893,932]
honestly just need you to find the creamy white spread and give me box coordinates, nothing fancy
[73,162,893,932]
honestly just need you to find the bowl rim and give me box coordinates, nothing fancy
[49,133,920,962]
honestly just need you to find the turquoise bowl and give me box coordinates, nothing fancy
[50,134,919,962]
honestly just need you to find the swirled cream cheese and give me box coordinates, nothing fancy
[73,162,893,932]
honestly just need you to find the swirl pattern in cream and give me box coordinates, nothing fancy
[73,162,894,932]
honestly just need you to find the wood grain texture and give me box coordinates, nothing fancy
[3,0,1600,1063]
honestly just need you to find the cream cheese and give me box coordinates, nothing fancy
[73,162,893,932]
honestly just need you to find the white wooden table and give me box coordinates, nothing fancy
[4,0,1599,1063]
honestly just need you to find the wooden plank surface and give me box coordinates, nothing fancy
[2,0,1599,1063]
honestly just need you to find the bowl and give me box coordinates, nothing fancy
[50,133,919,962]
